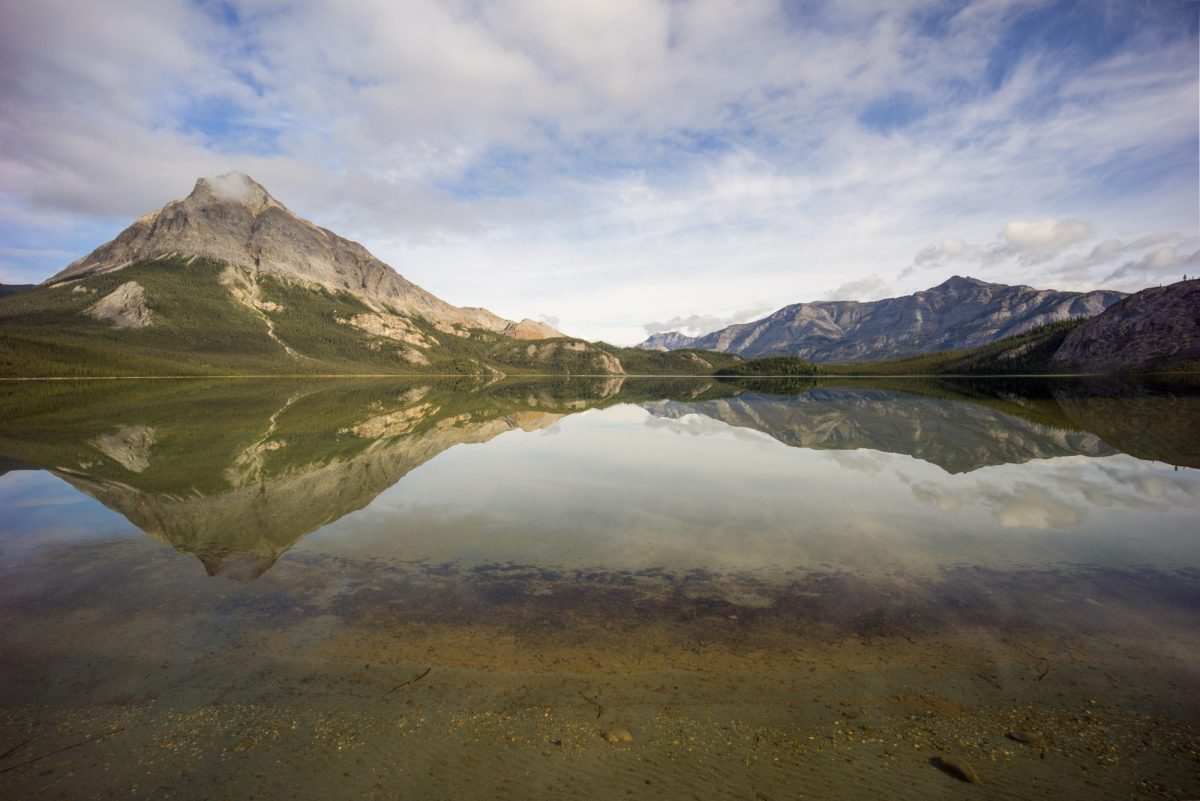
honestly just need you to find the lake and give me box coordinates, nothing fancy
[0,375,1197,799]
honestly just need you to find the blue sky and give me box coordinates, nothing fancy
[0,0,1196,343]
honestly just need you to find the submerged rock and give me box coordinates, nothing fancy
[602,728,634,744]
[1006,730,1047,748]
[932,754,981,784]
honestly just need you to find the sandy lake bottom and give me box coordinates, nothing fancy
[0,376,1197,799]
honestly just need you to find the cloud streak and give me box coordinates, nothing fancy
[643,305,774,338]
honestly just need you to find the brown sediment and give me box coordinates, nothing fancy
[0,542,1197,800]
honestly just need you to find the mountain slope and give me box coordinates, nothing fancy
[49,172,560,340]
[1051,279,1200,372]
[0,254,746,376]
[638,276,1124,362]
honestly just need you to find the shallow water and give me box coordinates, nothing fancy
[0,375,1197,800]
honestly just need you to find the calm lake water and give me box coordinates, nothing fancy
[0,376,1197,800]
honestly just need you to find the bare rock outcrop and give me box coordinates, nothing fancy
[86,281,153,328]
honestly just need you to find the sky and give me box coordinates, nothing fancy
[0,0,1196,344]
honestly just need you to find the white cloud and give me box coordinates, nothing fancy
[643,305,773,337]
[0,0,1195,341]
[1104,246,1200,285]
[998,218,1094,263]
[824,274,891,301]
[904,221,1199,294]
[913,238,977,266]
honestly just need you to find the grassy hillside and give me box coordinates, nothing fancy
[0,257,744,377]
[0,257,290,376]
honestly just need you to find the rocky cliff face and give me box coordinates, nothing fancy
[638,276,1123,362]
[1050,279,1200,372]
[47,173,561,340]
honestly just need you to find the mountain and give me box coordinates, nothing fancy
[1051,279,1200,372]
[636,276,1124,362]
[639,331,695,351]
[716,318,1085,377]
[0,174,751,377]
[49,173,561,340]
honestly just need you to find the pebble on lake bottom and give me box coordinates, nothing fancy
[933,754,981,784]
[1006,730,1047,749]
[603,728,634,744]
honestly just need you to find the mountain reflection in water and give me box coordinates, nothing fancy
[0,375,1196,579]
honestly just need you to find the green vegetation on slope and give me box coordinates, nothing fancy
[0,257,747,377]
[714,356,820,377]
[824,319,1088,375]
[0,257,291,376]
[716,319,1087,378]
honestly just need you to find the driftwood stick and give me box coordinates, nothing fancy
[578,690,603,719]
[0,736,33,763]
[386,667,431,695]
[0,728,125,775]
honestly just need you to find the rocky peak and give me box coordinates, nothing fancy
[639,331,696,351]
[43,175,563,339]
[188,172,278,213]
[936,275,990,289]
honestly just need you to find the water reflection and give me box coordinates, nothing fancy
[0,376,1197,578]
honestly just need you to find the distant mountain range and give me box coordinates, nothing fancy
[638,276,1125,362]
[0,283,33,297]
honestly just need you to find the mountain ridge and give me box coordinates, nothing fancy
[639,275,1124,362]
